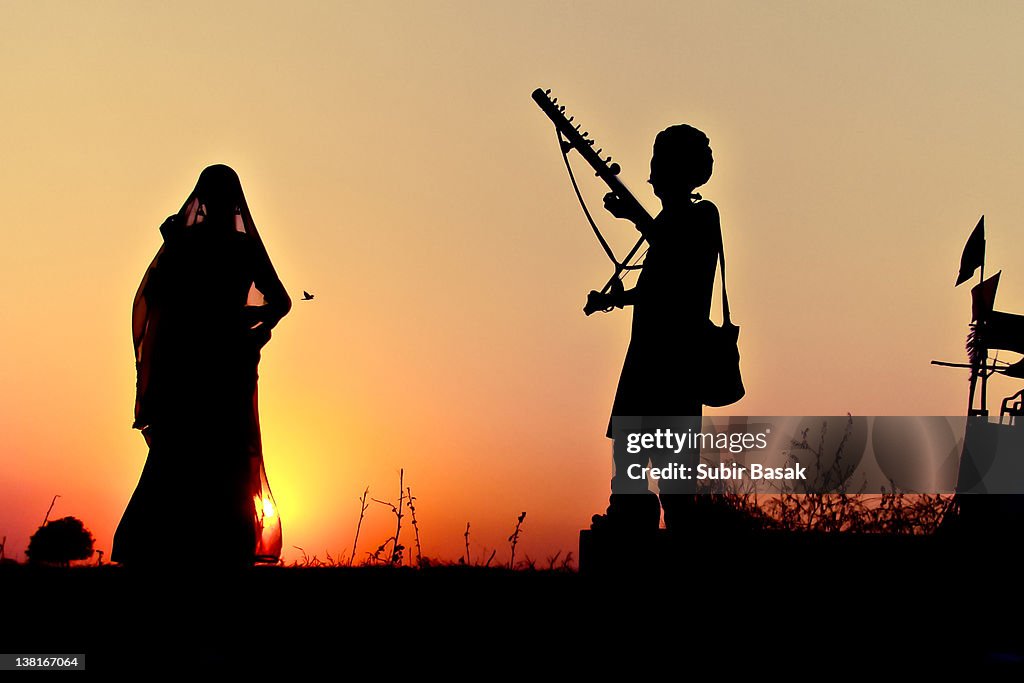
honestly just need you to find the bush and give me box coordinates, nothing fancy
[26,516,95,566]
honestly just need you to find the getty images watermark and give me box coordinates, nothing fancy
[624,427,806,482]
[609,415,1024,495]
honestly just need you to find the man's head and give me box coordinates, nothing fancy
[649,125,713,199]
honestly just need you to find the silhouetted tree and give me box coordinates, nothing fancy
[26,516,95,567]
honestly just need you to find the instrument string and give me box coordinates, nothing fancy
[557,129,622,269]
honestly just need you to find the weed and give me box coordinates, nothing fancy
[350,487,370,566]
[370,469,406,566]
[508,511,526,569]
[407,486,422,568]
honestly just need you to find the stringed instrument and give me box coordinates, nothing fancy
[532,87,653,315]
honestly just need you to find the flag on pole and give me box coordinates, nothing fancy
[955,215,985,286]
[971,271,1000,322]
[975,310,1024,355]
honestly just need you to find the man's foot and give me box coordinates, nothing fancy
[660,493,698,533]
[591,492,661,533]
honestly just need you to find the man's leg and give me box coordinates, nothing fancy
[653,414,702,533]
[593,416,661,531]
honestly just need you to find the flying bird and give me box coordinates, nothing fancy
[302,291,315,301]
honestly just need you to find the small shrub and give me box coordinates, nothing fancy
[26,517,95,566]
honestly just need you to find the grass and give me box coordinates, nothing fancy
[712,416,955,534]
[288,469,562,571]
[249,449,960,572]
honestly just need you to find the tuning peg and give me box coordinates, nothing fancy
[575,124,580,130]
[596,148,602,155]
[568,116,574,122]
[545,89,551,94]
[587,140,595,146]
[552,98,558,104]
[605,156,612,163]
[582,131,588,137]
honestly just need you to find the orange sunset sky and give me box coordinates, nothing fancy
[2,2,1024,564]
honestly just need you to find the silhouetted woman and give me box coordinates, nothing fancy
[112,165,291,567]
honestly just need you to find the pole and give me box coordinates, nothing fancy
[978,261,989,415]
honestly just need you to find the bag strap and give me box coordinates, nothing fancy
[717,221,732,327]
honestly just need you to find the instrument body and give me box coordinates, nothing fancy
[532,88,652,311]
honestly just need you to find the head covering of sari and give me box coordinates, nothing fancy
[129,164,289,563]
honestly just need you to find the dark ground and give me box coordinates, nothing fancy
[3,530,1023,674]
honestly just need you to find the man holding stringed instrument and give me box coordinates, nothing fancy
[589,124,725,534]
[533,89,742,536]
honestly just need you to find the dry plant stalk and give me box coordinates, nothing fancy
[371,469,406,565]
[508,511,527,569]
[407,486,422,567]
[350,487,370,566]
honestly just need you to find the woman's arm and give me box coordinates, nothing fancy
[244,241,292,331]
[244,285,291,331]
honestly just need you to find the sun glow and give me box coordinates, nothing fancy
[262,498,275,519]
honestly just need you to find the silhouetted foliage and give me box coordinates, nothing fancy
[722,491,953,534]
[715,419,955,533]
[26,516,95,566]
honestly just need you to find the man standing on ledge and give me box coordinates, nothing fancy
[587,124,722,533]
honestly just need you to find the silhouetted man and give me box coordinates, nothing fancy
[589,124,722,533]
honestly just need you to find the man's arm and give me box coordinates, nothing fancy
[603,192,655,234]
[585,279,640,314]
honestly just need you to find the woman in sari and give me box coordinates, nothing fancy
[112,164,291,567]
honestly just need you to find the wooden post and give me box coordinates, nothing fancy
[979,263,989,415]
